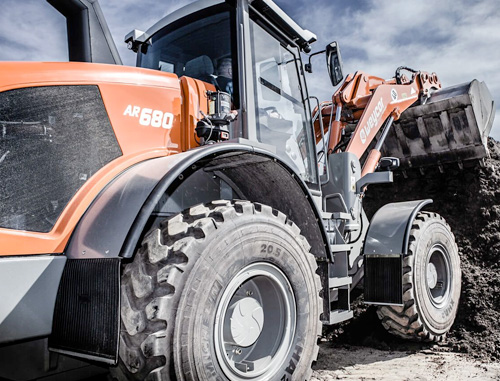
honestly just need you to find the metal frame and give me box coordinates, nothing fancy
[48,0,122,64]
[135,0,225,45]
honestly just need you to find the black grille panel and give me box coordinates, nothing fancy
[0,85,122,232]
[364,254,403,305]
[49,258,120,363]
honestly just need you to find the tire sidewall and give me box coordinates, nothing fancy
[174,212,320,381]
[412,219,461,335]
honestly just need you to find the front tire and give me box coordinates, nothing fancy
[115,200,322,380]
[377,212,461,341]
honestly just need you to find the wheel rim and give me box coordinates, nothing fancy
[426,243,452,308]
[214,262,296,380]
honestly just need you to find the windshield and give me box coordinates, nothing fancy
[138,10,238,106]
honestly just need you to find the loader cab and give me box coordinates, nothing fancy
[136,2,239,104]
[132,0,319,188]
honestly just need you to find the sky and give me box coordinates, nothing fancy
[0,0,498,139]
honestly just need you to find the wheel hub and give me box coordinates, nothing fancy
[214,262,296,380]
[427,262,438,289]
[426,244,452,308]
[227,297,264,347]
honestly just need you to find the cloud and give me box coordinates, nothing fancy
[0,0,67,61]
[0,0,498,138]
[288,0,500,138]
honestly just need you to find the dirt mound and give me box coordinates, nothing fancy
[330,138,500,362]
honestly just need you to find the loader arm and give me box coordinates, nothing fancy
[327,69,441,176]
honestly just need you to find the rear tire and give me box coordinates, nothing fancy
[377,212,461,341]
[114,200,321,380]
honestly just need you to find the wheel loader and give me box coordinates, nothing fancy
[0,0,495,380]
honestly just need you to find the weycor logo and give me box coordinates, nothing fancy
[123,105,174,129]
[359,98,384,144]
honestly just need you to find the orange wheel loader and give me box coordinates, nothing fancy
[0,0,495,380]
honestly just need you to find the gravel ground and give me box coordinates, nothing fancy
[311,343,500,380]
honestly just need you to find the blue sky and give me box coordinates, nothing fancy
[1,0,498,139]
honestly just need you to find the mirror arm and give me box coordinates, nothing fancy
[305,49,326,73]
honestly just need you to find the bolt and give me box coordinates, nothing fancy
[234,348,242,355]
[246,290,253,296]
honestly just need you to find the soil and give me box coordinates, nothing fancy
[315,138,500,377]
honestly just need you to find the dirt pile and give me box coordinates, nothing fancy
[331,138,500,361]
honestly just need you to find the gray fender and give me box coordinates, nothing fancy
[364,199,433,256]
[66,142,329,260]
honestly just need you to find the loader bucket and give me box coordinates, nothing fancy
[381,80,495,169]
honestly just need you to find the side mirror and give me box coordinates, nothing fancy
[326,41,344,86]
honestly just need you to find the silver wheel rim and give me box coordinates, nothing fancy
[426,243,452,308]
[214,262,296,380]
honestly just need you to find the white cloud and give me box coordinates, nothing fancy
[0,0,67,61]
[292,0,500,138]
[0,0,498,139]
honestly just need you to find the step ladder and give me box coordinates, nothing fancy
[322,211,355,325]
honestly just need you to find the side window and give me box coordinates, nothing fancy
[0,86,122,232]
[249,19,317,184]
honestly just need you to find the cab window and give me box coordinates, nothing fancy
[249,18,317,185]
[138,9,239,107]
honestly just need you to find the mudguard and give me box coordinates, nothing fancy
[66,141,328,260]
[364,199,432,256]
[363,199,432,305]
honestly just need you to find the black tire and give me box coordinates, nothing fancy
[114,200,322,380]
[377,212,461,342]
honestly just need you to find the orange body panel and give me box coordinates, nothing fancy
[0,62,195,256]
[180,76,215,150]
[345,84,419,159]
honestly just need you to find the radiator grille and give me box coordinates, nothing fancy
[0,85,122,233]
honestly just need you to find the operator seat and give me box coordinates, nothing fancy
[184,55,216,85]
